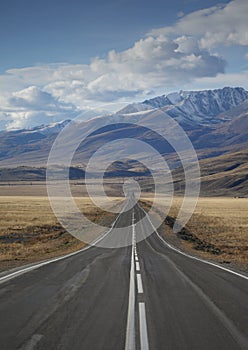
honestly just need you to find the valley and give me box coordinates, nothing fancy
[1,87,247,272]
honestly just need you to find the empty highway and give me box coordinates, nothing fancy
[0,201,248,350]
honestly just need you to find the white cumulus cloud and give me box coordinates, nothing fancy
[45,34,226,104]
[1,86,78,130]
[151,0,248,49]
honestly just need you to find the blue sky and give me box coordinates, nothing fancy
[0,0,248,129]
[0,0,230,71]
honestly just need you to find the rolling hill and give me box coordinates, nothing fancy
[173,149,248,197]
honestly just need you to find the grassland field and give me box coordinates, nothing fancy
[0,183,122,271]
[0,182,247,272]
[143,196,248,272]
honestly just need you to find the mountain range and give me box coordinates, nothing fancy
[0,86,248,195]
[119,86,248,127]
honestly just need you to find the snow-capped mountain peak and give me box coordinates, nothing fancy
[119,87,248,127]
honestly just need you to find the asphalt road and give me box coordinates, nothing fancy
[0,201,248,350]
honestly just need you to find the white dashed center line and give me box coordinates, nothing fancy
[136,273,144,294]
[139,303,150,350]
[125,208,150,350]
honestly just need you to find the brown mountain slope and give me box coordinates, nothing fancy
[1,108,248,168]
[173,149,248,197]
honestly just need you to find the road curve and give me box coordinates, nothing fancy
[0,202,247,350]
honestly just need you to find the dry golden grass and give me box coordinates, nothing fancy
[0,196,56,230]
[0,179,126,197]
[0,196,121,231]
[0,195,122,271]
[144,196,248,270]
[0,182,48,196]
[1,187,247,272]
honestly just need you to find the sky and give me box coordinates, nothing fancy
[0,0,248,130]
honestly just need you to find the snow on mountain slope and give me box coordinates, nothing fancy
[120,87,248,126]
[118,102,153,114]
[6,87,248,139]
[25,119,72,135]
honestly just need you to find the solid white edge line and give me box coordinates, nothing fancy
[0,200,129,284]
[136,273,144,294]
[139,302,149,350]
[138,204,248,281]
[125,210,136,350]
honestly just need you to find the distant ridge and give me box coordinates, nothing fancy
[119,87,248,127]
